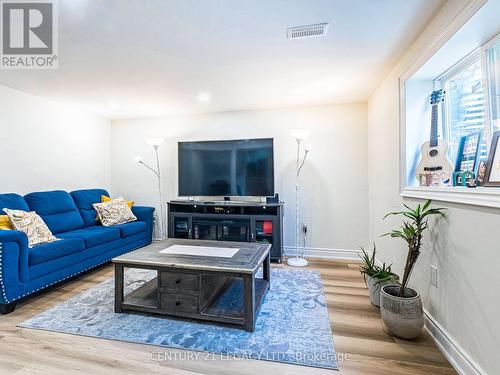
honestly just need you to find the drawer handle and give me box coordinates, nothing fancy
[175,301,181,306]
[175,279,181,284]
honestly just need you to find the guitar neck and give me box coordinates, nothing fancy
[430,104,439,147]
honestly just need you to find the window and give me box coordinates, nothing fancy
[400,1,500,208]
[443,56,488,164]
[441,58,487,164]
[436,35,500,171]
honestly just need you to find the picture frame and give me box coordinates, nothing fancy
[454,132,482,174]
[475,160,487,186]
[484,131,500,187]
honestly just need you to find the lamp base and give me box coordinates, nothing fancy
[287,257,308,267]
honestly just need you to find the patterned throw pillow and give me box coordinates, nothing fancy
[101,195,134,208]
[95,195,134,223]
[3,209,58,247]
[93,198,137,226]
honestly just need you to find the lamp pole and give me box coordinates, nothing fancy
[135,137,166,240]
[288,130,311,267]
[153,145,166,239]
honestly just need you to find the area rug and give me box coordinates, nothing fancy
[19,268,338,370]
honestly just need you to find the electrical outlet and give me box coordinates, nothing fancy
[302,222,308,234]
[430,265,439,288]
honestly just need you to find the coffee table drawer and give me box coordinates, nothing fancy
[160,293,198,314]
[160,271,199,292]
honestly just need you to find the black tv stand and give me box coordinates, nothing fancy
[168,200,284,263]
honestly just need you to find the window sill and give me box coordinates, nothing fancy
[401,186,500,208]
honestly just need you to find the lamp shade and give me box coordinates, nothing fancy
[290,129,311,141]
[304,143,313,152]
[133,155,143,163]
[146,137,165,147]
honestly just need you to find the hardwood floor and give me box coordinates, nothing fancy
[0,259,457,375]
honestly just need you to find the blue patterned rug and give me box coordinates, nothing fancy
[19,268,338,370]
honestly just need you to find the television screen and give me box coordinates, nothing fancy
[178,138,274,197]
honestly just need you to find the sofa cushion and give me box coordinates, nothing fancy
[24,190,85,234]
[0,193,30,214]
[113,221,147,238]
[70,189,109,227]
[29,238,85,266]
[27,233,148,281]
[58,226,120,248]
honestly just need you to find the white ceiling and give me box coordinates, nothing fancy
[0,0,444,120]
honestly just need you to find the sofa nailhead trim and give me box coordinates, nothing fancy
[0,242,137,304]
[0,244,8,303]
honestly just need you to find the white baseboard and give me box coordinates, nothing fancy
[283,246,360,261]
[424,311,488,375]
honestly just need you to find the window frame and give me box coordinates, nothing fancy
[481,32,500,143]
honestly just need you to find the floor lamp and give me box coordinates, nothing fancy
[287,129,312,267]
[134,137,166,240]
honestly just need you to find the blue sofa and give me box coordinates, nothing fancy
[0,189,154,313]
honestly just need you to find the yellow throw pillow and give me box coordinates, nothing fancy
[0,215,13,230]
[101,195,134,208]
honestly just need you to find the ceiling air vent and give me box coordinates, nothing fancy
[286,23,329,40]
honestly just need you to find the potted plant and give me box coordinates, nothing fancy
[380,200,446,339]
[359,244,399,307]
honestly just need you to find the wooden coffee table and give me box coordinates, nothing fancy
[112,238,271,332]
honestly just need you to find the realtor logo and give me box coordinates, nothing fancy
[1,0,58,69]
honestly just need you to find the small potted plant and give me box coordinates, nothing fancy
[359,244,399,307]
[380,200,446,339]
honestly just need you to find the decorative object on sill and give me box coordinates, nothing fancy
[454,132,482,176]
[476,160,487,186]
[134,137,166,239]
[453,170,475,187]
[358,244,399,307]
[483,130,500,187]
[417,172,432,187]
[415,89,452,187]
[381,200,446,339]
[288,129,312,268]
[466,179,477,188]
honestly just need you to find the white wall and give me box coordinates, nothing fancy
[0,84,111,194]
[367,1,498,374]
[111,103,368,254]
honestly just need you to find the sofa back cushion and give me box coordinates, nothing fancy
[24,190,84,234]
[0,193,30,214]
[70,189,109,227]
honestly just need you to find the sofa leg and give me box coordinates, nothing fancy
[0,302,16,314]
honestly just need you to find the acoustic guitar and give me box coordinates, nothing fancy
[415,89,453,186]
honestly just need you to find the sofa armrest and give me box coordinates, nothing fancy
[0,230,30,303]
[0,229,28,248]
[132,206,155,244]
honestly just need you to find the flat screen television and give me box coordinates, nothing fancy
[178,138,274,197]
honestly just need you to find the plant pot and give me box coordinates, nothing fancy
[380,284,424,339]
[366,276,392,307]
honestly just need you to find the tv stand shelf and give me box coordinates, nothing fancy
[168,200,283,263]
